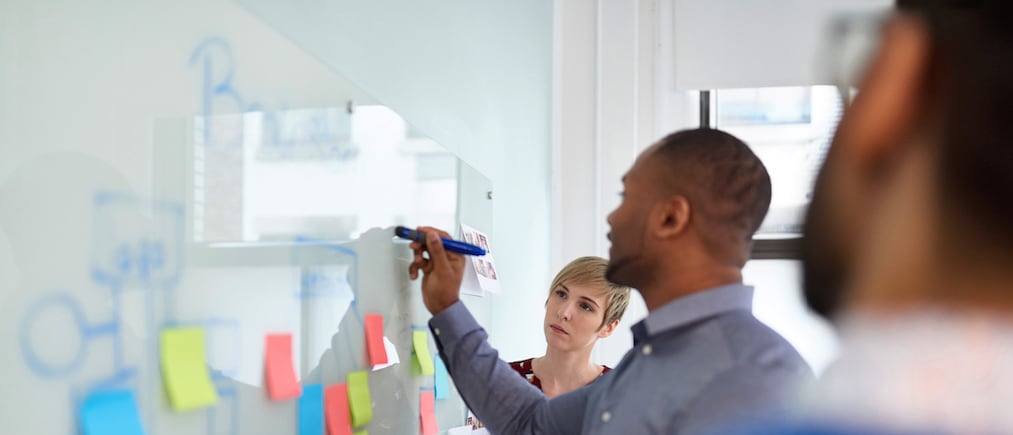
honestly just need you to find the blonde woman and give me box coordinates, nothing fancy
[509,256,631,398]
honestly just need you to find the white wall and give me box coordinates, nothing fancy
[672,0,892,90]
[553,0,699,367]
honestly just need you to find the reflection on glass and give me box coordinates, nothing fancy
[716,86,843,235]
[192,105,458,243]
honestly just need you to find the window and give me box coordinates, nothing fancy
[192,105,458,244]
[706,86,846,257]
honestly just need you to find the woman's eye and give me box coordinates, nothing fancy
[555,290,567,298]
[581,303,593,312]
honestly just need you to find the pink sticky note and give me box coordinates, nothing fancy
[325,384,353,435]
[265,333,301,401]
[364,314,388,366]
[420,391,438,435]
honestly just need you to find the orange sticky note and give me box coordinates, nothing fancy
[364,314,387,366]
[419,391,438,435]
[265,333,301,401]
[325,384,353,435]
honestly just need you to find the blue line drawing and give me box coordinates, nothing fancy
[207,384,238,435]
[292,236,364,376]
[202,318,243,379]
[291,235,358,302]
[90,191,183,291]
[188,37,358,160]
[18,190,243,435]
[20,292,105,377]
[189,37,248,146]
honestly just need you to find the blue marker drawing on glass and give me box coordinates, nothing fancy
[292,236,363,368]
[18,190,242,435]
[188,37,358,160]
[207,385,238,435]
[20,292,101,377]
[394,226,486,256]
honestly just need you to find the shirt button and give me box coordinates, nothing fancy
[434,328,441,336]
[601,411,612,423]
[642,344,652,355]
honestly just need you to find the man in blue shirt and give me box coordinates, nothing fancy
[409,128,812,434]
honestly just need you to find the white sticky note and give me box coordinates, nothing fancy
[460,223,500,295]
[447,426,473,435]
[447,427,488,435]
[372,336,400,371]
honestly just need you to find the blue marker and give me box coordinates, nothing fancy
[394,226,486,256]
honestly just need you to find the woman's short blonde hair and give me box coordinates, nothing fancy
[547,256,631,330]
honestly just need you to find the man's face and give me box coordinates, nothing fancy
[802,86,894,318]
[605,154,654,288]
[802,145,857,318]
[802,14,936,318]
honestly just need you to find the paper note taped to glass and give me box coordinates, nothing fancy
[459,223,500,296]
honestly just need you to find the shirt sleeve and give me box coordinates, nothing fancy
[429,301,589,435]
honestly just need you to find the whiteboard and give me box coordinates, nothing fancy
[0,1,494,433]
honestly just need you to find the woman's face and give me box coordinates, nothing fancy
[543,281,616,352]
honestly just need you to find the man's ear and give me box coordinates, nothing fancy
[839,15,932,168]
[597,319,620,339]
[653,196,691,239]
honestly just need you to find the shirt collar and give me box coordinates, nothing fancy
[631,283,754,345]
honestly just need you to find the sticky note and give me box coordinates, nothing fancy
[265,333,302,400]
[434,358,450,400]
[160,327,219,411]
[364,314,388,366]
[298,384,323,435]
[354,431,368,435]
[325,384,352,435]
[372,336,400,371]
[411,351,423,375]
[447,426,473,435]
[80,390,146,435]
[412,330,435,375]
[347,370,372,427]
[419,391,438,435]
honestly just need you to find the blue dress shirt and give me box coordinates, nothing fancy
[429,284,813,434]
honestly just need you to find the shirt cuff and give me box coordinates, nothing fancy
[428,300,482,344]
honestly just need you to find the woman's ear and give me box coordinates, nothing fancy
[597,319,620,339]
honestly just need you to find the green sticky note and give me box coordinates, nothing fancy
[160,327,219,411]
[354,431,368,435]
[347,371,373,427]
[412,331,435,375]
[411,353,422,376]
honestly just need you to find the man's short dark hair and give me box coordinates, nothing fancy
[898,0,1013,249]
[651,128,772,250]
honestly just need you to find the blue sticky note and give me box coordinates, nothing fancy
[434,358,450,400]
[80,390,146,435]
[298,384,323,435]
